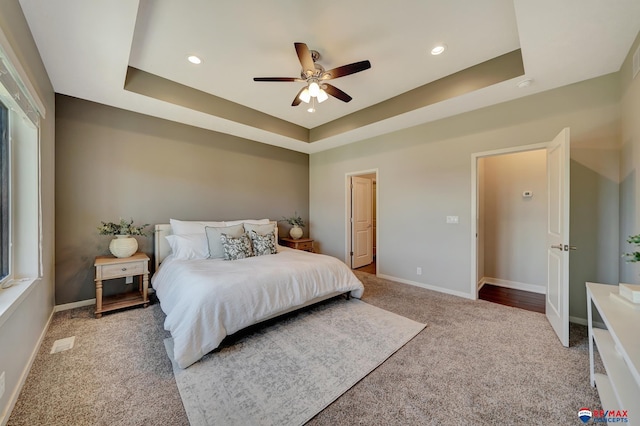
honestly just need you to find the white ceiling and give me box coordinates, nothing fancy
[18,0,640,154]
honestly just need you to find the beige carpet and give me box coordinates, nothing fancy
[8,271,602,425]
[166,298,425,426]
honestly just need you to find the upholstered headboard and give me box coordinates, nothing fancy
[154,224,172,271]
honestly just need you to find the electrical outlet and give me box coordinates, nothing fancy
[417,267,422,275]
[125,276,133,284]
[0,371,5,399]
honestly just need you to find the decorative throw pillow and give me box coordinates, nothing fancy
[204,224,245,259]
[249,230,277,256]
[244,222,281,252]
[220,233,254,260]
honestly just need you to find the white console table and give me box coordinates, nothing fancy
[586,282,639,424]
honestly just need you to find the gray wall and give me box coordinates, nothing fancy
[620,31,640,285]
[310,73,621,319]
[482,150,547,290]
[0,1,55,422]
[55,95,309,305]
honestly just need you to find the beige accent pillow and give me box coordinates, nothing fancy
[223,218,270,227]
[243,222,275,235]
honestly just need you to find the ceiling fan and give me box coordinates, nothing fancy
[253,42,371,112]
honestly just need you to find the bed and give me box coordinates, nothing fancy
[151,220,365,368]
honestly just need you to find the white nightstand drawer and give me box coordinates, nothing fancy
[101,261,145,279]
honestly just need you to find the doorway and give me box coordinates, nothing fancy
[476,149,547,313]
[471,128,571,347]
[345,169,378,275]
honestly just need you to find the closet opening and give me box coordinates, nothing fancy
[474,147,547,313]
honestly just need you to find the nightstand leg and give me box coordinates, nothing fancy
[95,279,103,318]
[142,272,149,308]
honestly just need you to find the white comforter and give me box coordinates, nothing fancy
[152,248,364,368]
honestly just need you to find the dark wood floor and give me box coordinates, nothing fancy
[478,284,545,314]
[353,267,544,314]
[354,261,376,275]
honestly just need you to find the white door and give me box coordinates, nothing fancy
[351,176,373,268]
[546,128,571,346]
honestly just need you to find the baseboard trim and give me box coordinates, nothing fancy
[569,315,605,328]
[54,298,95,312]
[569,316,588,326]
[481,277,546,295]
[377,274,474,300]
[1,308,54,426]
[477,279,486,291]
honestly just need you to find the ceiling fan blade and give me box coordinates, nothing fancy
[253,77,301,82]
[322,60,371,80]
[292,87,305,106]
[323,83,352,103]
[294,42,315,75]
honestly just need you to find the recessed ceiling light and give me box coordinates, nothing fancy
[431,45,447,55]
[517,78,533,88]
[187,55,202,65]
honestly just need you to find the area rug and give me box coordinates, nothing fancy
[164,297,426,426]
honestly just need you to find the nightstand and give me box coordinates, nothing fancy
[94,252,149,318]
[279,237,314,252]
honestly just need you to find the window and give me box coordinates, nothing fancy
[0,27,45,326]
[0,101,8,282]
[0,71,41,288]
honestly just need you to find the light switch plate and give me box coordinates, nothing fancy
[446,216,459,224]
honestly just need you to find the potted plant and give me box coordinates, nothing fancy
[98,218,149,258]
[624,234,640,262]
[280,212,305,240]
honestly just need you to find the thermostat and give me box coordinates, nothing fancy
[523,191,533,198]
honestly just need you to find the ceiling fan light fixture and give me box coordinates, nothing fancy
[308,81,320,97]
[299,88,311,103]
[431,45,447,55]
[187,55,202,64]
[307,106,316,113]
[317,89,329,103]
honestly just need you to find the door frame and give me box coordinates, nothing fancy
[470,142,547,299]
[345,168,379,270]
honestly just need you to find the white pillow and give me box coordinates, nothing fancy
[170,218,226,235]
[223,218,270,227]
[204,224,245,259]
[165,234,209,260]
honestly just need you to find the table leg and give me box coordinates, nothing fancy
[142,272,149,308]
[95,279,103,318]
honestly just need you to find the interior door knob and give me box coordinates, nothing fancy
[550,244,563,250]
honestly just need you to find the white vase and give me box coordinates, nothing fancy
[289,225,303,240]
[109,235,138,258]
